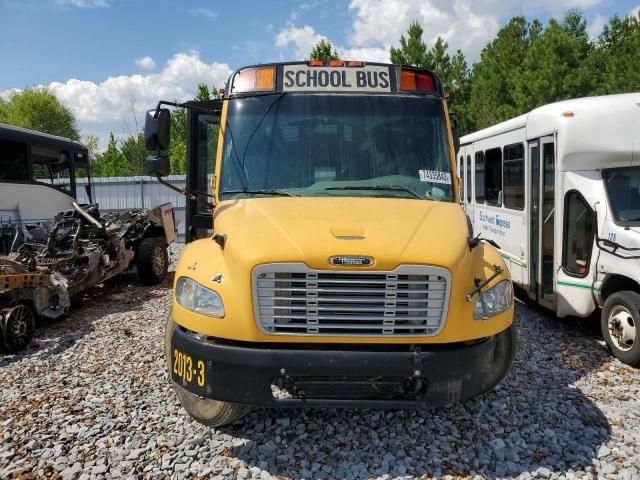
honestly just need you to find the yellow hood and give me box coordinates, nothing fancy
[212,197,468,270]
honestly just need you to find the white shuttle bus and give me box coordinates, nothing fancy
[0,123,93,254]
[459,94,640,366]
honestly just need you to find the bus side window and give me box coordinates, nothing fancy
[475,151,485,203]
[0,139,29,181]
[485,147,502,206]
[503,143,524,210]
[466,155,472,203]
[459,155,464,202]
[563,191,595,277]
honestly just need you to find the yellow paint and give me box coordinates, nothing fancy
[172,196,513,344]
[173,85,513,346]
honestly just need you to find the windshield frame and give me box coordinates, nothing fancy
[215,92,456,203]
[602,166,640,227]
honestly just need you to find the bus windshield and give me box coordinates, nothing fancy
[603,166,640,224]
[219,94,453,201]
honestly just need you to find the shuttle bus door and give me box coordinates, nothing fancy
[185,100,222,243]
[528,136,556,309]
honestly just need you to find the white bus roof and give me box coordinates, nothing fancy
[461,93,640,171]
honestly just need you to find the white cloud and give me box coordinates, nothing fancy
[348,0,500,62]
[275,24,326,59]
[587,13,606,40]
[275,23,389,62]
[135,56,156,70]
[57,0,110,7]
[188,8,218,20]
[630,6,640,18]
[0,51,231,149]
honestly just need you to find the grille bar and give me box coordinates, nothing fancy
[253,264,450,337]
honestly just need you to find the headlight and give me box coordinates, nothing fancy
[473,279,513,320]
[175,277,224,317]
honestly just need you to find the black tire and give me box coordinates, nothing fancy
[136,237,168,285]
[165,313,251,426]
[1,304,36,352]
[601,291,640,367]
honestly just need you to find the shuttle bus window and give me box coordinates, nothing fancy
[475,151,485,203]
[0,139,29,181]
[485,147,502,206]
[562,191,594,277]
[503,143,524,210]
[603,167,640,224]
[466,155,472,203]
[459,155,464,201]
[31,145,72,195]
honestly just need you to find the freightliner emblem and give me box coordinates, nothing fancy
[329,256,374,267]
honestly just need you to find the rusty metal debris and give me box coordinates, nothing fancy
[0,203,175,351]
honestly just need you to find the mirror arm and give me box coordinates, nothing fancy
[156,174,198,202]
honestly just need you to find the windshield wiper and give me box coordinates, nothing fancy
[220,189,297,197]
[324,185,423,199]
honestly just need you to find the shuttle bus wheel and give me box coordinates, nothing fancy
[1,304,36,352]
[601,291,640,367]
[164,314,251,427]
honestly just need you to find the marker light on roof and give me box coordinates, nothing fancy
[347,61,364,67]
[400,68,436,93]
[308,60,324,67]
[329,60,344,67]
[232,67,275,93]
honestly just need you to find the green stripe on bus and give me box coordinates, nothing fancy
[557,280,600,292]
[501,254,528,269]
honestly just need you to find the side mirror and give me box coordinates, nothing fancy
[144,108,171,151]
[450,114,461,154]
[145,154,170,177]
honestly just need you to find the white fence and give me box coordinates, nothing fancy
[75,175,188,240]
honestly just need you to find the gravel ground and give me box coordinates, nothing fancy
[1,245,639,480]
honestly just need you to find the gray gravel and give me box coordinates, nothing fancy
[1,245,639,479]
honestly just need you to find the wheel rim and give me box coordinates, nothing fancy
[152,246,165,275]
[608,305,636,352]
[6,305,35,348]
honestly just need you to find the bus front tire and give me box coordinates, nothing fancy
[165,313,251,427]
[601,291,640,367]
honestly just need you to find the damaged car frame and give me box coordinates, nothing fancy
[0,202,176,351]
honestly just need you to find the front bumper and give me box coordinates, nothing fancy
[170,323,516,408]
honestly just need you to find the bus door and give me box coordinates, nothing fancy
[185,100,222,242]
[528,136,556,308]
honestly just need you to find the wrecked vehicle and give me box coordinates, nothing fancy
[0,202,176,351]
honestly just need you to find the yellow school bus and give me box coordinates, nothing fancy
[144,61,516,426]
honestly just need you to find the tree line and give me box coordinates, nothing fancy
[386,10,639,133]
[2,9,638,176]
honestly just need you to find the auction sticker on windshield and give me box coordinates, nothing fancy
[419,170,452,184]
[283,65,391,93]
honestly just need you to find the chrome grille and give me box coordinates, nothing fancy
[253,264,450,337]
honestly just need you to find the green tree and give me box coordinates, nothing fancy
[514,19,594,113]
[91,133,129,177]
[310,39,339,61]
[598,14,640,93]
[389,22,471,130]
[389,21,427,67]
[467,17,542,129]
[119,131,147,176]
[0,88,80,140]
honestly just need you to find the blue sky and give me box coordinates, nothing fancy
[1,0,638,147]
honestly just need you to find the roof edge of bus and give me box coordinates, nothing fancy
[223,61,445,98]
[0,122,88,152]
[460,92,640,145]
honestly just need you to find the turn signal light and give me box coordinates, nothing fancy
[400,69,435,93]
[232,66,276,93]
